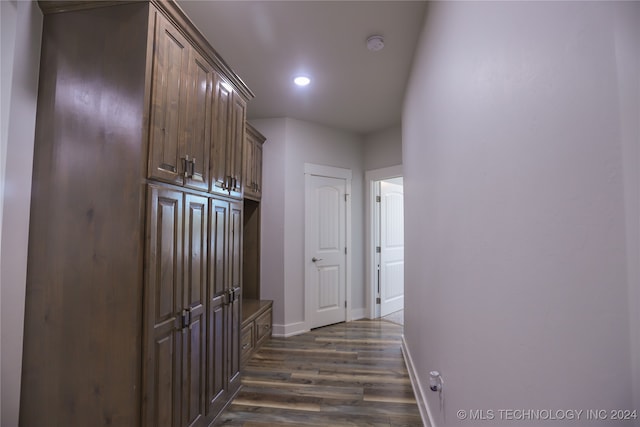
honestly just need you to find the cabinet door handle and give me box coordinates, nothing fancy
[226,288,236,304]
[182,155,190,178]
[181,309,191,329]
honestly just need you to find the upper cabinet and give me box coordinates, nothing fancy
[148,8,252,194]
[148,14,190,187]
[243,124,265,201]
[183,49,213,190]
[229,93,246,198]
[211,73,246,199]
[243,123,265,200]
[148,13,212,191]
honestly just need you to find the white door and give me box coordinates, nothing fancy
[306,174,347,329]
[380,179,404,316]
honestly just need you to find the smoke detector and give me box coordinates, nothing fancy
[366,35,385,52]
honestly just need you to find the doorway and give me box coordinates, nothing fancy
[378,177,404,317]
[365,166,404,321]
[304,164,352,330]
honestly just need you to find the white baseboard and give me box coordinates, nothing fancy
[401,335,435,427]
[351,307,367,320]
[271,321,308,338]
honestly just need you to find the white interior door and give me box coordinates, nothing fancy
[306,174,347,329]
[380,179,404,316]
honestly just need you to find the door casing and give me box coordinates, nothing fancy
[365,165,403,319]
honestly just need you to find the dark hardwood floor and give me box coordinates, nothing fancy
[215,319,423,426]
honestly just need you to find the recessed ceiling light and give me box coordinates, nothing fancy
[294,76,311,87]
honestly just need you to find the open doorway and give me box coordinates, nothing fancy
[365,166,404,324]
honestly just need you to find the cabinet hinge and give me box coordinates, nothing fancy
[344,194,348,202]
[376,246,381,253]
[344,300,347,308]
[344,247,347,255]
[376,195,381,202]
[376,297,381,304]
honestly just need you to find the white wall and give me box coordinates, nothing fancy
[364,125,402,171]
[250,118,287,329]
[403,2,639,425]
[253,118,365,334]
[0,1,42,426]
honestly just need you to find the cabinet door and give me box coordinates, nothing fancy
[206,294,227,417]
[149,14,189,186]
[254,139,263,198]
[229,202,243,292]
[227,202,243,391]
[182,195,208,427]
[211,74,233,196]
[243,125,264,200]
[227,286,242,393]
[144,186,183,427]
[209,198,229,298]
[242,130,255,198]
[183,50,212,191]
[207,198,230,416]
[228,93,246,198]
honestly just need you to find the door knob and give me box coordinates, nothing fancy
[312,257,323,262]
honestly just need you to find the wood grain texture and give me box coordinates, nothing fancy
[242,200,260,300]
[21,3,151,425]
[215,320,423,427]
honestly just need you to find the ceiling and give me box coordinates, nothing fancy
[177,1,428,136]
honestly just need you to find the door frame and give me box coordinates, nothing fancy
[365,165,403,319]
[304,163,352,330]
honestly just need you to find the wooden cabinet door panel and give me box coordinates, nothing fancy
[183,194,208,427]
[154,330,181,427]
[227,202,243,393]
[227,287,242,393]
[255,307,272,345]
[210,198,229,297]
[207,294,227,417]
[229,93,246,198]
[149,14,189,186]
[242,131,254,197]
[184,50,212,191]
[144,186,183,427]
[229,202,243,291]
[211,74,232,195]
[254,140,263,197]
[243,125,264,200]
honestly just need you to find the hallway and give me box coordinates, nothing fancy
[215,320,422,426]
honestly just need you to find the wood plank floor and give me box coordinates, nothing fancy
[215,319,423,427]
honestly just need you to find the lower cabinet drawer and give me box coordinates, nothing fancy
[240,301,273,367]
[241,322,254,362]
[255,308,272,344]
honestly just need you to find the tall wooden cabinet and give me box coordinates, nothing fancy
[241,124,272,366]
[144,187,210,427]
[21,2,254,426]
